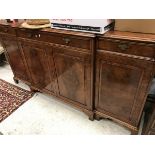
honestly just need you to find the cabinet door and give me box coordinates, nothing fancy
[95,51,154,126]
[53,47,92,110]
[1,36,30,81]
[20,41,57,94]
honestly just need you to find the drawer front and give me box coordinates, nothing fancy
[98,38,155,59]
[0,25,16,35]
[17,29,92,50]
[16,29,38,39]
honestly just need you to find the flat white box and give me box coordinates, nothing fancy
[50,19,114,34]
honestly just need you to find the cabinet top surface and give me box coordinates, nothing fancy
[1,20,155,42]
[101,31,155,43]
[0,20,96,38]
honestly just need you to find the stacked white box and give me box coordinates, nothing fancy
[50,19,114,34]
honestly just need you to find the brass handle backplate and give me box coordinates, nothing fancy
[63,38,71,44]
[4,29,8,33]
[27,33,33,38]
[118,44,129,51]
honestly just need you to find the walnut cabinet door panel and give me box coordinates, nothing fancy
[53,47,92,110]
[20,41,57,94]
[95,51,154,126]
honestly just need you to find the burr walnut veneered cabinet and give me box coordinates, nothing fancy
[0,21,155,134]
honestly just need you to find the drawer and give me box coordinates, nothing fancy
[16,29,37,39]
[97,38,155,59]
[0,25,16,35]
[17,29,92,50]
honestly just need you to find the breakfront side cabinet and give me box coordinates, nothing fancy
[95,31,155,134]
[0,21,155,134]
[0,22,95,120]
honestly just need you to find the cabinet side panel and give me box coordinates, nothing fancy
[2,37,29,81]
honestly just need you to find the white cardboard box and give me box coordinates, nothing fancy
[50,19,114,34]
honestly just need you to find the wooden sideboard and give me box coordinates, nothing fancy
[0,21,155,134]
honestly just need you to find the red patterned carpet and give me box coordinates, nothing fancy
[0,79,34,123]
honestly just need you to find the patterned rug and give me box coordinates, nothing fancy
[0,79,34,123]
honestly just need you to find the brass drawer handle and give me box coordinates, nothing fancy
[35,34,41,38]
[118,44,129,51]
[20,29,26,31]
[27,33,33,38]
[63,38,70,44]
[4,29,8,33]
[27,33,40,38]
